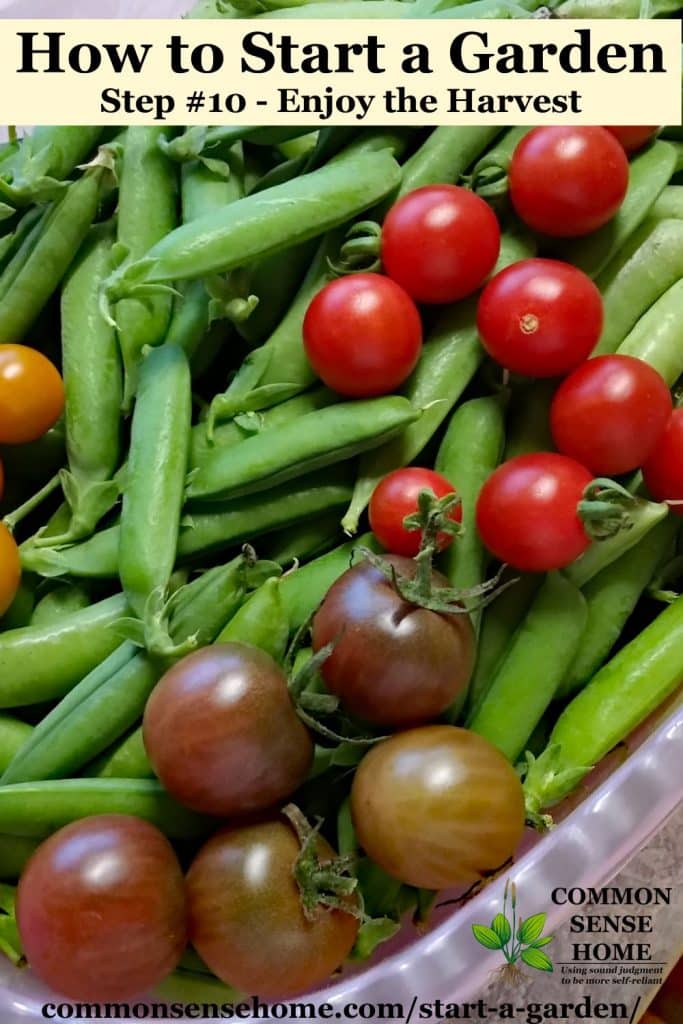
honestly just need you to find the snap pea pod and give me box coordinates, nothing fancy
[466,127,532,200]
[468,572,588,762]
[20,466,355,577]
[188,397,420,503]
[503,380,555,460]
[0,207,44,275]
[342,229,535,534]
[161,126,315,164]
[235,239,319,349]
[279,533,381,630]
[0,594,128,707]
[397,126,504,197]
[558,517,679,700]
[435,396,506,636]
[262,512,342,566]
[0,207,51,301]
[555,141,677,279]
[564,499,669,589]
[0,127,103,205]
[0,579,35,631]
[86,726,153,780]
[0,152,114,344]
[616,279,683,385]
[114,127,178,410]
[592,218,683,357]
[0,779,211,840]
[649,187,683,222]
[524,592,683,822]
[553,0,681,14]
[119,345,192,620]
[216,577,290,662]
[30,584,91,627]
[105,150,401,295]
[0,835,38,880]
[0,716,33,774]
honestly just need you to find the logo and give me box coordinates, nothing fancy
[472,880,555,983]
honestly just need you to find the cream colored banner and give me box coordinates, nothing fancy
[0,19,680,126]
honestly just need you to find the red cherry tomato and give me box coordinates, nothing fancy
[604,126,659,154]
[642,409,683,515]
[509,127,629,238]
[381,185,501,304]
[16,815,187,1001]
[551,355,672,476]
[477,258,604,378]
[369,467,461,557]
[303,273,422,398]
[476,453,594,572]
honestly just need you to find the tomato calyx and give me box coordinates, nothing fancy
[577,478,638,542]
[328,221,382,276]
[282,804,361,923]
[205,268,260,326]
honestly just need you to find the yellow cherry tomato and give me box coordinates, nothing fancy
[0,522,21,617]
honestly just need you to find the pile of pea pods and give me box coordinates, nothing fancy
[0,114,682,1003]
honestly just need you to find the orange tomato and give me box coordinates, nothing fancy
[0,522,20,617]
[0,458,4,502]
[0,345,64,444]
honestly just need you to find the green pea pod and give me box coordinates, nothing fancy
[161,126,315,164]
[0,579,36,631]
[0,207,45,276]
[114,127,178,410]
[217,577,289,662]
[0,779,211,840]
[436,396,506,635]
[649,186,683,222]
[553,0,680,14]
[235,239,319,349]
[555,141,677,279]
[396,126,503,197]
[0,716,33,774]
[20,525,121,580]
[106,151,400,299]
[503,380,555,460]
[524,592,683,823]
[468,572,588,762]
[0,594,128,708]
[86,726,154,780]
[30,583,91,627]
[0,127,103,206]
[564,499,669,589]
[466,127,532,201]
[262,512,342,567]
[119,345,192,620]
[558,517,679,700]
[279,533,381,630]
[616,279,683,385]
[0,151,115,344]
[593,218,683,357]
[188,397,420,503]
[342,230,535,534]
[0,835,38,880]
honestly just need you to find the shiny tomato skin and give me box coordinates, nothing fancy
[509,127,629,237]
[312,554,474,727]
[477,258,603,377]
[604,126,658,153]
[381,185,501,304]
[476,453,593,572]
[0,522,21,617]
[0,345,64,444]
[550,355,673,476]
[302,273,422,398]
[187,818,359,998]
[351,726,526,889]
[143,643,313,817]
[369,467,461,557]
[16,815,186,1001]
[642,408,683,514]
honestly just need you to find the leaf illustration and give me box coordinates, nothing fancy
[521,947,553,972]
[491,913,512,945]
[517,912,547,944]
[529,935,554,948]
[472,924,504,950]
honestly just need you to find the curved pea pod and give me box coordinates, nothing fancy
[554,141,677,279]
[592,218,683,357]
[262,512,342,567]
[85,726,154,780]
[0,126,103,206]
[0,835,38,880]
[649,186,683,222]
[0,150,115,344]
[0,716,33,774]
[188,397,420,503]
[0,779,212,840]
[30,583,91,627]
[436,396,506,637]
[523,592,683,825]
[20,524,121,580]
[342,230,535,534]
[113,127,178,410]
[468,572,588,762]
[217,577,290,662]
[616,279,683,385]
[558,517,678,700]
[119,345,192,620]
[0,593,128,707]
[564,498,669,589]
